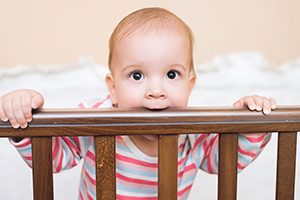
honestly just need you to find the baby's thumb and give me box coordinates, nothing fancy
[31,92,44,109]
[232,101,244,109]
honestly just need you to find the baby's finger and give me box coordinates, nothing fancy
[270,97,277,109]
[0,98,8,122]
[21,95,33,123]
[243,96,256,110]
[13,97,28,129]
[3,98,20,129]
[262,99,271,114]
[31,92,44,109]
[233,97,245,108]
[253,95,264,111]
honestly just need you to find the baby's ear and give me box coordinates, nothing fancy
[105,73,118,105]
[188,74,196,92]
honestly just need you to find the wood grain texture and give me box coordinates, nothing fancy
[95,136,116,200]
[32,137,53,200]
[218,134,238,200]
[1,106,300,137]
[158,135,178,200]
[276,132,297,200]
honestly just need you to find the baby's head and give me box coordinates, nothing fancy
[106,7,196,109]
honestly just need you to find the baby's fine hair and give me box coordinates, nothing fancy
[108,7,195,73]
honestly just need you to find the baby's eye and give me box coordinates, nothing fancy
[167,70,180,80]
[129,71,144,81]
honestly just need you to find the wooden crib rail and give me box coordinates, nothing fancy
[0,106,300,200]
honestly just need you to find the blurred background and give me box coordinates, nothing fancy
[0,0,300,66]
[0,0,300,200]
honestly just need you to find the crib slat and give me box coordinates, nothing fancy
[218,133,238,200]
[276,132,297,200]
[32,137,53,200]
[95,136,116,200]
[158,135,178,200]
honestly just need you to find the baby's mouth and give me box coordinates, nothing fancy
[146,106,169,111]
[143,100,171,111]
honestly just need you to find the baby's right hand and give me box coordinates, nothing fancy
[0,89,44,129]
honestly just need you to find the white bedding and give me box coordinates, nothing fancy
[0,52,299,199]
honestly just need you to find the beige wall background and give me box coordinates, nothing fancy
[0,0,299,67]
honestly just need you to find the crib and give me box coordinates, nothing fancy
[0,106,299,200]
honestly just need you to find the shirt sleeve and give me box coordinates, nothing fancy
[9,136,93,173]
[189,132,272,174]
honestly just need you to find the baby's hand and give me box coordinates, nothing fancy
[233,95,277,114]
[0,89,44,129]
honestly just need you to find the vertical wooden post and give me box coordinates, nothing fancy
[32,137,53,200]
[95,136,116,200]
[276,132,297,200]
[158,135,178,200]
[218,133,238,200]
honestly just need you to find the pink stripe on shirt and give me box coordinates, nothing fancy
[116,153,157,168]
[116,173,157,186]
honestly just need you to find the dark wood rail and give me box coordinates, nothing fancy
[1,106,300,136]
[0,106,299,200]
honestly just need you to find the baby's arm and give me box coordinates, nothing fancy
[233,95,277,137]
[192,95,277,173]
[9,136,93,172]
[0,89,92,172]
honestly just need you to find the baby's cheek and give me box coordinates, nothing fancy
[170,90,190,106]
[118,92,143,108]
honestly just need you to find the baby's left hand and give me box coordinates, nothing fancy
[233,95,277,114]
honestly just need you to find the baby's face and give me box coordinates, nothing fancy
[106,29,195,110]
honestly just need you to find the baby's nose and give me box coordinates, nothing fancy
[145,86,166,99]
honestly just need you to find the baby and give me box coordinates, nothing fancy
[0,7,276,200]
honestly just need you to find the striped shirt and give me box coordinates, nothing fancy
[10,97,271,200]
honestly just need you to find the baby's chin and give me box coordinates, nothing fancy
[143,135,159,141]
